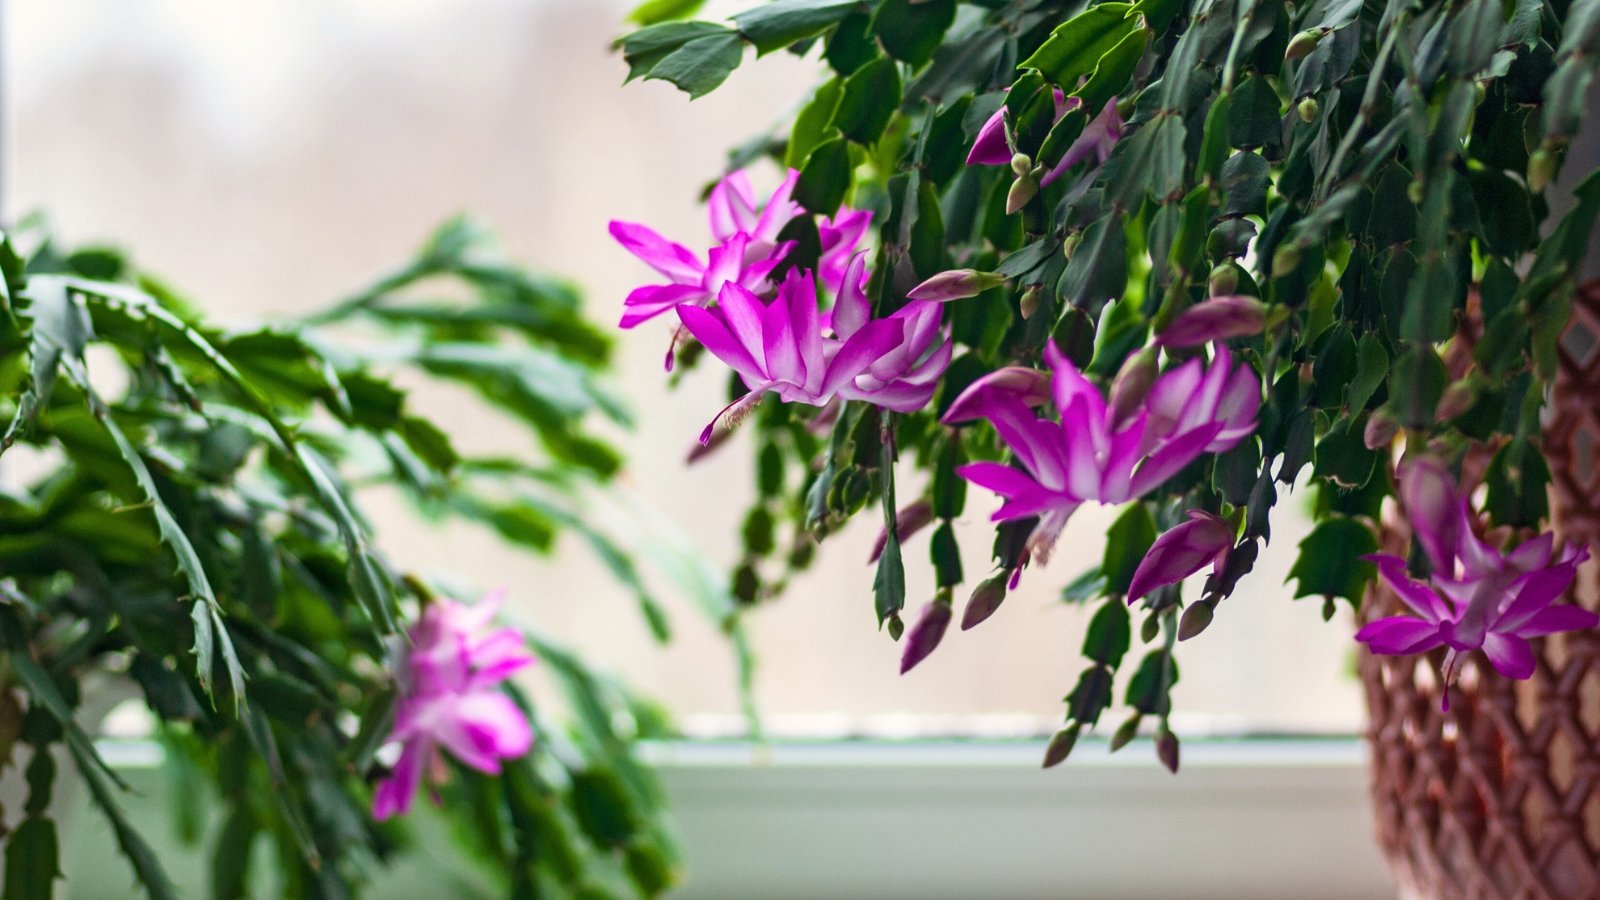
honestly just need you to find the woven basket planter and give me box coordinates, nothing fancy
[1361,283,1600,899]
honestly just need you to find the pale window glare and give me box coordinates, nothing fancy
[10,0,1364,735]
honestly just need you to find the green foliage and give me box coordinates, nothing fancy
[0,219,715,897]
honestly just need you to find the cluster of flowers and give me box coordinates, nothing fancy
[373,590,536,820]
[611,169,953,442]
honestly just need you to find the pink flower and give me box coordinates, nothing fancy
[1037,98,1124,186]
[612,169,874,337]
[966,93,1122,186]
[945,343,1259,561]
[1156,295,1268,348]
[1127,510,1235,603]
[678,257,951,443]
[1356,459,1597,692]
[900,600,953,674]
[967,89,1077,166]
[372,590,536,820]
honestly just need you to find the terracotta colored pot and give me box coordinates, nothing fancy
[1361,284,1600,899]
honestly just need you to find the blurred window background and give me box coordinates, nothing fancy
[8,0,1363,737]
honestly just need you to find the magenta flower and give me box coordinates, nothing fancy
[678,257,951,443]
[1156,295,1268,348]
[609,223,786,329]
[708,168,874,295]
[1037,98,1124,185]
[372,590,536,821]
[967,93,1122,186]
[1127,510,1235,603]
[1356,459,1597,690]
[946,343,1259,561]
[967,89,1076,166]
[611,169,873,332]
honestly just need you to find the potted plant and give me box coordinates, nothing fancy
[0,219,710,897]
[613,0,1600,894]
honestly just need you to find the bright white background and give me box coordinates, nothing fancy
[7,0,1364,738]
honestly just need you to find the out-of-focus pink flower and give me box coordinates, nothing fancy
[941,366,1053,424]
[946,343,1259,561]
[372,590,536,821]
[679,258,951,443]
[1127,511,1235,603]
[967,93,1122,186]
[1038,98,1125,186]
[1156,296,1268,348]
[907,268,1007,302]
[818,208,874,294]
[1356,459,1598,694]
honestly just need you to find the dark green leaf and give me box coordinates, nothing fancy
[1287,518,1376,605]
[796,136,851,214]
[646,32,745,99]
[832,56,901,145]
[1084,599,1131,669]
[1102,502,1156,596]
[1021,3,1137,88]
[734,0,861,55]
[870,0,955,68]
[3,817,61,900]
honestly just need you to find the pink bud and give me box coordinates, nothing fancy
[1108,348,1159,430]
[1363,410,1399,449]
[961,573,1009,630]
[869,500,935,563]
[1398,457,1462,574]
[1126,510,1235,603]
[1156,295,1268,348]
[941,366,1052,424]
[908,269,1007,303]
[900,599,953,673]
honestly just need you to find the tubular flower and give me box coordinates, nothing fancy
[946,343,1260,562]
[373,590,536,820]
[610,168,873,330]
[1156,295,1268,348]
[1126,510,1236,603]
[677,259,951,443]
[1355,459,1597,694]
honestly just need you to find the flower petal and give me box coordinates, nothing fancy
[966,107,1012,166]
[1481,632,1537,680]
[1128,421,1225,498]
[608,220,704,284]
[1355,616,1447,655]
[619,283,707,329]
[1514,605,1600,638]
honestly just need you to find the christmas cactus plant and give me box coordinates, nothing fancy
[0,218,720,897]
[613,0,1600,766]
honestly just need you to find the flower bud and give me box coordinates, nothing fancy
[1435,381,1477,422]
[1107,347,1160,430]
[1208,264,1238,297]
[886,612,905,641]
[1062,232,1082,260]
[907,268,1007,302]
[1407,179,1425,204]
[1126,510,1235,603]
[1363,410,1399,450]
[1297,96,1320,123]
[1019,284,1043,320]
[1006,175,1039,214]
[1042,724,1081,768]
[1529,148,1556,193]
[1155,295,1268,348]
[1285,28,1323,60]
[961,573,1009,630]
[899,596,953,673]
[1010,152,1033,177]
[1156,727,1180,774]
[1178,600,1215,641]
[1109,714,1141,752]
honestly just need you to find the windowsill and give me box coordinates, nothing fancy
[87,737,1395,898]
